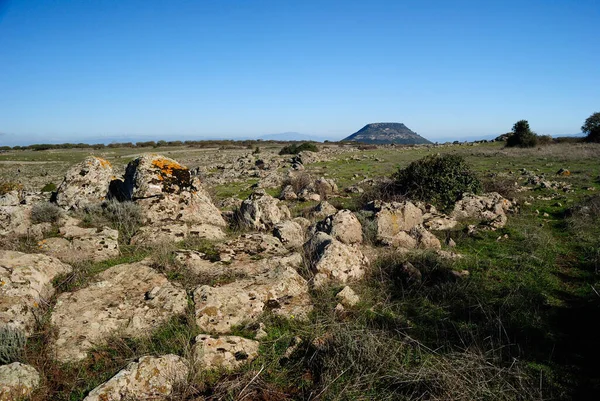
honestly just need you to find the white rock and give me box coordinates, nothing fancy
[194,334,259,371]
[273,220,305,249]
[50,260,187,362]
[54,156,113,210]
[336,286,360,307]
[0,362,40,401]
[0,251,72,335]
[83,355,188,401]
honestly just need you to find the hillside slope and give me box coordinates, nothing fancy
[344,122,432,144]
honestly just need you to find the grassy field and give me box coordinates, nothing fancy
[1,141,599,400]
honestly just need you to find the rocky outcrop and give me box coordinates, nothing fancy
[83,355,188,401]
[121,154,226,228]
[193,256,311,333]
[0,362,40,401]
[0,251,72,335]
[194,334,259,371]
[305,232,369,287]
[452,192,513,229]
[315,210,363,245]
[273,220,305,249]
[50,260,187,362]
[131,222,226,245]
[239,190,291,230]
[0,205,53,240]
[374,201,423,244]
[39,226,119,262]
[54,156,113,210]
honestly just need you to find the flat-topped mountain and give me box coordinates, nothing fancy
[343,123,432,145]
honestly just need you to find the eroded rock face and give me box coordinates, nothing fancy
[50,260,187,362]
[193,256,311,333]
[273,220,305,249]
[452,192,513,229]
[239,190,291,230]
[375,201,423,244]
[305,232,368,288]
[121,154,226,227]
[0,251,72,335]
[0,362,40,401]
[83,355,188,401]
[194,334,259,371]
[316,210,362,245]
[0,205,53,240]
[54,156,113,210]
[39,226,119,263]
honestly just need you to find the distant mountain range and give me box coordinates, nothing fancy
[343,123,432,145]
[258,132,324,142]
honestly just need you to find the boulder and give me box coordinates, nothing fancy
[0,191,21,207]
[54,156,113,210]
[0,362,40,401]
[121,154,226,227]
[194,256,311,333]
[298,189,320,202]
[273,220,305,249]
[305,232,368,288]
[194,334,259,371]
[452,192,512,229]
[50,260,187,362]
[215,234,288,263]
[374,201,423,244]
[336,286,360,307]
[308,201,337,220]
[316,210,362,245]
[0,205,53,240]
[410,225,442,249]
[280,184,298,201]
[315,178,338,196]
[83,355,188,401]
[39,226,119,262]
[0,251,72,335]
[239,190,291,230]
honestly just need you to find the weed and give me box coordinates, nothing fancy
[30,202,62,224]
[0,326,26,364]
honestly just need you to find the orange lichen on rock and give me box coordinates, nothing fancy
[94,157,112,169]
[152,158,186,180]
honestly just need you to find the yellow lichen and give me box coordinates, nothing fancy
[94,157,112,169]
[152,158,185,179]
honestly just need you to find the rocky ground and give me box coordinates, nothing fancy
[1,141,599,400]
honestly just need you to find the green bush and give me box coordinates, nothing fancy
[41,182,57,192]
[506,120,538,148]
[30,202,62,224]
[582,111,600,143]
[393,154,482,211]
[279,142,319,155]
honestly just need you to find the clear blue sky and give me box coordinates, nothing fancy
[0,0,598,145]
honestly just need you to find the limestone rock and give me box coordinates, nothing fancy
[0,191,21,207]
[50,260,187,362]
[336,286,359,307]
[54,156,113,210]
[298,189,320,202]
[239,190,291,230]
[375,201,423,244]
[315,178,338,196]
[40,226,119,262]
[308,201,337,220]
[273,220,305,249]
[305,232,368,287]
[0,205,53,240]
[316,210,363,245]
[121,154,226,227]
[0,362,40,401]
[280,184,298,201]
[0,251,72,335]
[452,192,513,229]
[194,257,311,333]
[410,225,442,249]
[83,355,188,401]
[194,334,259,371]
[215,234,288,263]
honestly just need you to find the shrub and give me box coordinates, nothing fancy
[30,202,62,224]
[283,172,314,194]
[279,142,319,155]
[0,326,26,364]
[41,182,57,192]
[506,120,538,148]
[101,200,144,243]
[393,154,482,211]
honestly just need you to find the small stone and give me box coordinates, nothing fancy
[447,238,456,247]
[336,286,360,307]
[0,363,40,401]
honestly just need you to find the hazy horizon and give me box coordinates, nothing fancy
[1,0,598,146]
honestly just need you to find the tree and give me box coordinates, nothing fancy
[506,120,538,148]
[581,112,600,143]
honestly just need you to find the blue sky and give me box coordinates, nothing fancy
[0,0,598,145]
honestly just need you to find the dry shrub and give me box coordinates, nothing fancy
[482,175,519,199]
[78,200,144,244]
[30,202,62,224]
[0,180,22,195]
[283,172,314,194]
